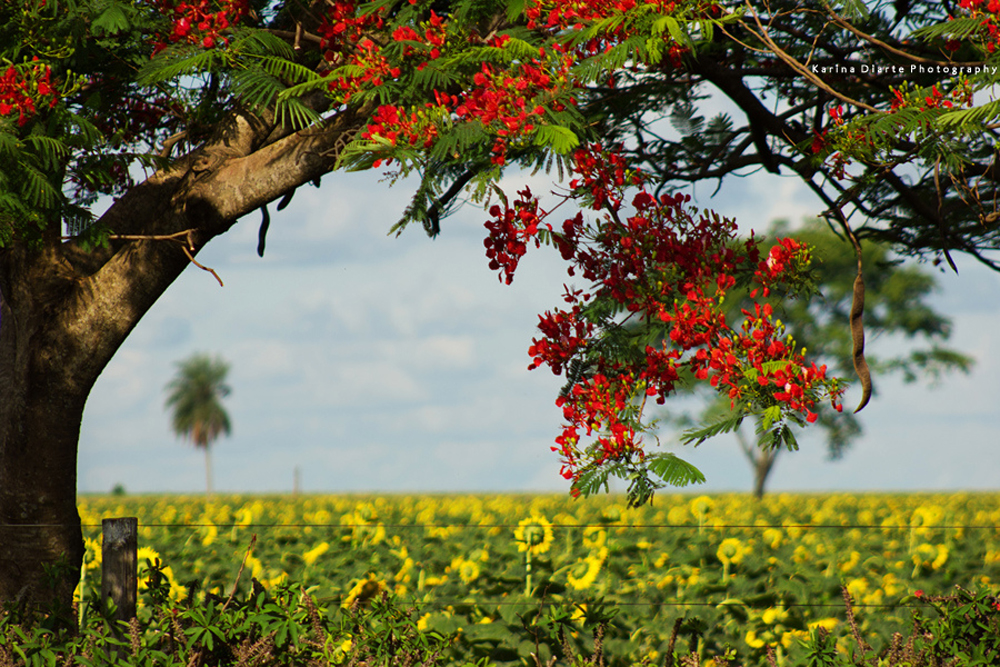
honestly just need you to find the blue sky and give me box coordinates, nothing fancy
[75,158,1000,496]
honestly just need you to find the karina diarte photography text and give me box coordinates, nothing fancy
[811,63,997,76]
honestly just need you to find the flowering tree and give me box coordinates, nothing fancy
[668,219,973,498]
[1,0,997,615]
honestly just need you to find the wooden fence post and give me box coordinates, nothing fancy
[101,517,137,623]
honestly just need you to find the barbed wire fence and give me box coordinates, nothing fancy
[48,515,1000,616]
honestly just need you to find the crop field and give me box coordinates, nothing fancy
[76,493,1000,665]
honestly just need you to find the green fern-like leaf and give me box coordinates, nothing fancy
[68,115,105,147]
[23,135,69,171]
[258,56,321,86]
[230,68,285,111]
[645,452,705,487]
[834,0,869,20]
[680,412,745,446]
[572,465,613,499]
[274,96,321,130]
[867,106,924,136]
[137,47,219,84]
[229,29,295,59]
[936,99,1000,128]
[21,165,60,209]
[432,121,489,157]
[411,63,462,91]
[91,1,131,36]
[533,125,579,153]
[0,129,23,157]
[500,37,542,62]
[912,17,987,42]
[756,419,799,453]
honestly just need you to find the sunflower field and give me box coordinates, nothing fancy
[74,493,1000,666]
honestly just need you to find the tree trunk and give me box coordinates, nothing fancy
[0,232,192,619]
[204,445,213,496]
[735,425,779,499]
[751,448,778,500]
[0,316,86,623]
[0,109,365,616]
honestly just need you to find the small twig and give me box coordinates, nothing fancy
[842,585,876,661]
[665,617,683,664]
[105,230,225,286]
[733,3,877,113]
[265,28,323,45]
[823,3,985,68]
[222,534,257,613]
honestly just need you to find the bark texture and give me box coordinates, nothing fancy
[0,108,366,615]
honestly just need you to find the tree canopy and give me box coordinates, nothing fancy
[3,0,1000,613]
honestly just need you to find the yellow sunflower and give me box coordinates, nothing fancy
[582,526,607,550]
[717,537,747,579]
[514,515,554,555]
[717,537,746,568]
[342,576,384,608]
[566,555,603,590]
[449,556,481,585]
[912,543,949,573]
[303,541,330,566]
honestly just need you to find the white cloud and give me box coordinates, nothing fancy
[403,335,477,370]
[77,160,1000,496]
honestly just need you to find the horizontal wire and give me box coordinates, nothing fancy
[5,520,973,612]
[3,522,996,530]
[57,522,995,530]
[365,599,937,609]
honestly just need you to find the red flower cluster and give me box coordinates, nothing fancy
[754,237,809,292]
[328,39,401,102]
[529,298,593,373]
[362,104,438,150]
[481,144,844,483]
[454,58,566,165]
[526,0,678,30]
[483,187,543,284]
[730,303,835,422]
[570,144,641,208]
[818,77,974,179]
[888,82,972,113]
[958,0,1000,53]
[524,0,709,66]
[555,371,641,478]
[151,0,248,52]
[391,11,446,61]
[0,61,57,126]
[358,37,573,166]
[319,4,445,102]
[317,0,385,60]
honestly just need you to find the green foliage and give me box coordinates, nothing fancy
[12,492,1000,667]
[680,410,746,447]
[1,569,461,666]
[801,587,1000,667]
[573,452,706,507]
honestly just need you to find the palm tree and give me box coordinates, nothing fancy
[164,353,232,495]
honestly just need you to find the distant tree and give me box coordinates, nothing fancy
[672,219,973,497]
[164,353,232,495]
